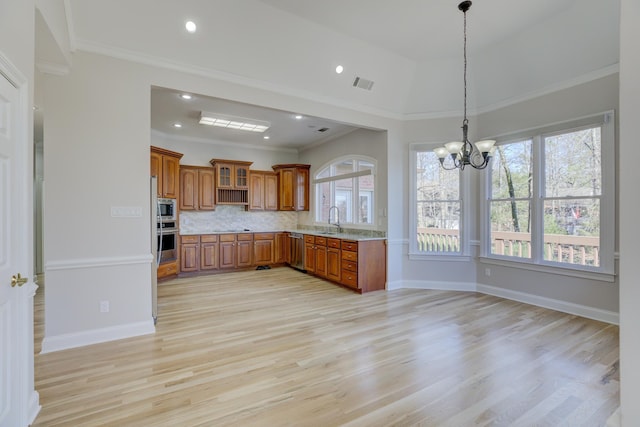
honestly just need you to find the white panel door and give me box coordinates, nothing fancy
[0,66,36,426]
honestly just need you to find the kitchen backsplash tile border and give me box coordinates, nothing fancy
[180,206,386,238]
[180,206,298,234]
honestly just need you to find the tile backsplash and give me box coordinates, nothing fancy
[180,205,298,234]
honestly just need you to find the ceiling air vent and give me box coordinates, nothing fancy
[317,127,330,133]
[353,76,374,91]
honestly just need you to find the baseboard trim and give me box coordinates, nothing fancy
[387,280,618,324]
[388,280,477,292]
[40,320,155,353]
[26,391,41,426]
[477,284,619,325]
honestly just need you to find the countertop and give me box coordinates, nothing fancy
[179,229,386,242]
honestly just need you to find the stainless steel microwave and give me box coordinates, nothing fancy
[157,198,176,221]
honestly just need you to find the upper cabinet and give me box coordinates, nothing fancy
[248,170,278,211]
[180,166,215,211]
[151,146,183,199]
[272,164,310,211]
[210,159,253,205]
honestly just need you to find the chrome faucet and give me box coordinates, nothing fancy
[328,205,342,233]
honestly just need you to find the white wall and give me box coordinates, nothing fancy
[619,0,640,423]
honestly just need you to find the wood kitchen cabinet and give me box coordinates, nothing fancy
[180,235,200,273]
[326,238,341,282]
[275,232,289,264]
[219,233,253,269]
[340,239,386,293]
[200,235,219,270]
[303,235,328,277]
[151,146,183,199]
[180,234,219,274]
[179,166,215,211]
[304,235,316,273]
[300,234,386,293]
[248,171,278,211]
[210,159,253,205]
[253,232,275,265]
[272,164,310,211]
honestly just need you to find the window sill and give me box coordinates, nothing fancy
[478,256,616,283]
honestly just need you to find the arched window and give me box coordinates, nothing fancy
[314,156,376,226]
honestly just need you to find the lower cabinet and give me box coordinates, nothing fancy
[180,235,200,273]
[254,232,275,265]
[275,232,289,264]
[200,235,219,270]
[314,236,328,278]
[220,233,253,269]
[304,235,316,273]
[302,235,386,293]
[181,234,219,272]
[326,238,341,282]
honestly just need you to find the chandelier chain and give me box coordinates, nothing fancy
[463,7,468,124]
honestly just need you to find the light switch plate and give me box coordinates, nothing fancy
[111,206,142,217]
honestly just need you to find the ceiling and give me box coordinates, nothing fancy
[150,86,361,150]
[35,0,617,150]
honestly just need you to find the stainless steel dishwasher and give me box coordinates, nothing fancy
[289,232,305,271]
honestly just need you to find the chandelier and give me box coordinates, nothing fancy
[434,1,495,170]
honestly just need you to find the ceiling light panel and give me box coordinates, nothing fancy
[199,112,270,133]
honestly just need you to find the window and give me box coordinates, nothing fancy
[411,148,464,255]
[314,156,376,226]
[484,112,614,277]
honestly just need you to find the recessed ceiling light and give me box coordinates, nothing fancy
[180,94,192,100]
[295,115,303,120]
[185,21,197,33]
[263,136,270,140]
[335,65,344,74]
[173,123,182,128]
[199,111,270,133]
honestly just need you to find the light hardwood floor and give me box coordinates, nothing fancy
[33,268,619,426]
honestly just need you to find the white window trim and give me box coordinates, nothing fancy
[480,110,615,278]
[312,155,378,228]
[409,142,471,259]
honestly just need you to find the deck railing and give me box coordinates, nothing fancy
[417,228,599,266]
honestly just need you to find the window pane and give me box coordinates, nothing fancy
[358,160,374,172]
[543,198,600,266]
[544,127,601,197]
[336,189,351,222]
[491,140,532,199]
[317,167,330,180]
[490,200,531,258]
[335,160,353,175]
[317,181,332,222]
[359,191,373,224]
[416,201,460,252]
[417,152,459,201]
[358,171,374,224]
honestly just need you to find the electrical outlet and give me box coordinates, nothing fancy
[100,300,110,313]
[485,268,491,277]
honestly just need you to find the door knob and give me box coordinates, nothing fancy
[11,273,28,287]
